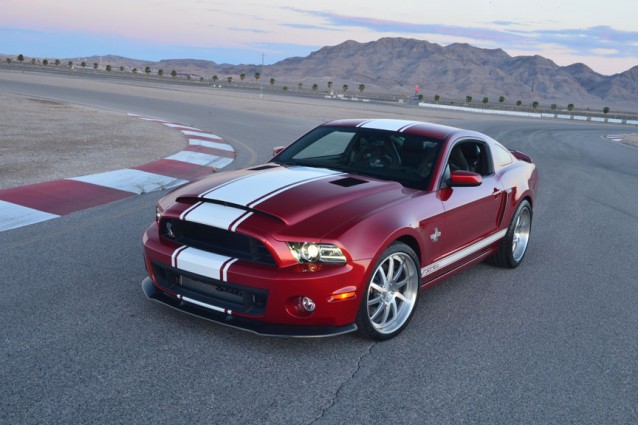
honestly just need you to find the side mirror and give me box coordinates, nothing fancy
[449,170,482,187]
[273,146,285,157]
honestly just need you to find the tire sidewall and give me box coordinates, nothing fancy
[504,200,532,268]
[356,241,421,340]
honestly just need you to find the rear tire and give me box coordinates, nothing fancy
[489,200,532,268]
[356,242,420,340]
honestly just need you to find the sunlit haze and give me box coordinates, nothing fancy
[1,0,637,75]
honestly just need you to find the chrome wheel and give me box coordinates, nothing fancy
[366,251,419,335]
[511,205,531,262]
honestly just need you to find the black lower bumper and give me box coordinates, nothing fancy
[141,277,357,338]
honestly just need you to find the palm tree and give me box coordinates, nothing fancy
[358,83,365,94]
[17,54,24,65]
[42,59,48,66]
[550,104,557,111]
[482,97,489,106]
[516,100,522,107]
[106,64,112,72]
[227,76,233,84]
[93,63,98,70]
[567,103,575,111]
[312,84,318,93]
[327,81,333,92]
[5,58,10,64]
[254,72,260,82]
[132,68,138,74]
[144,66,151,75]
[68,61,73,68]
[434,94,440,103]
[532,101,539,110]
[55,59,60,66]
[603,106,610,115]
[213,75,219,84]
[240,73,246,82]
[465,95,472,104]
[269,78,275,88]
[119,66,124,72]
[158,69,163,76]
[342,84,348,93]
[81,61,86,69]
[171,70,177,78]
[499,96,505,104]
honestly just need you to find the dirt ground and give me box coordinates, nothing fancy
[0,92,186,190]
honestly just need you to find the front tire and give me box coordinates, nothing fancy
[489,200,532,268]
[356,242,420,340]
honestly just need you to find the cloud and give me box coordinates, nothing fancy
[296,10,638,59]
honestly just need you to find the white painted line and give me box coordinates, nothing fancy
[0,201,59,232]
[188,138,235,151]
[165,151,221,166]
[68,169,187,194]
[181,130,223,140]
[208,157,234,169]
[162,123,200,131]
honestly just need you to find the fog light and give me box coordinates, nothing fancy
[301,296,316,312]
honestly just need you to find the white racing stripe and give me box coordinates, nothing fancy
[173,247,235,282]
[358,119,419,132]
[182,202,251,230]
[421,229,508,277]
[201,166,341,207]
[180,166,341,232]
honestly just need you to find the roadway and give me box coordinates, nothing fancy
[0,71,637,424]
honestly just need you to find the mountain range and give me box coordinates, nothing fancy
[11,37,639,111]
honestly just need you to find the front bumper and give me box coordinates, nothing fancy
[142,277,358,337]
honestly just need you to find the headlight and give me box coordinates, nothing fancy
[288,242,347,264]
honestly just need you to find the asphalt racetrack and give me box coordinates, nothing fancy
[1,71,637,424]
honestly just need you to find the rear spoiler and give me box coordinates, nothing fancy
[510,150,533,163]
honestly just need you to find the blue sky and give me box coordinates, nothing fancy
[1,0,637,75]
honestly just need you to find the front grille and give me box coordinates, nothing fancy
[161,218,276,266]
[151,261,268,316]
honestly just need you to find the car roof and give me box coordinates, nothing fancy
[322,118,477,141]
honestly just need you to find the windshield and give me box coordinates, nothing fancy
[272,126,443,190]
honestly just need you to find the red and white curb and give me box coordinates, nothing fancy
[0,115,235,232]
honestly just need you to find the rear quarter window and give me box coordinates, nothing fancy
[494,144,513,166]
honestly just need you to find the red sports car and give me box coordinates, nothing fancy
[142,119,538,340]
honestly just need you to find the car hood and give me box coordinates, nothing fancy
[167,164,411,237]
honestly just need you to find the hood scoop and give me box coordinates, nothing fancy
[330,177,368,187]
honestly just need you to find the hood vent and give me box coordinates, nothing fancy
[249,164,279,171]
[330,177,368,187]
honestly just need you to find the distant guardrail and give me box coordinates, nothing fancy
[418,102,637,126]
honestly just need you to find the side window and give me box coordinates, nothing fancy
[447,140,493,176]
